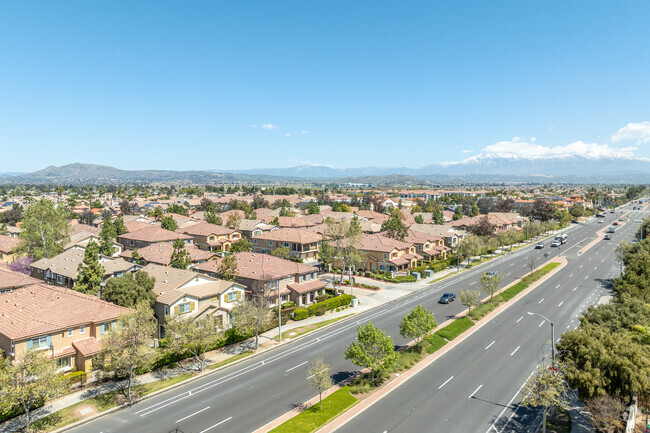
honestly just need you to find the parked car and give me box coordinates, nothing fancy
[438,293,456,304]
[535,242,544,249]
[613,221,619,226]
[604,234,611,240]
[571,219,579,224]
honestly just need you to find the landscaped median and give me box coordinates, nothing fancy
[262,258,566,433]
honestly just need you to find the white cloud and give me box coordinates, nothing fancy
[262,123,277,130]
[285,133,291,137]
[461,149,473,153]
[301,130,309,134]
[481,137,636,158]
[612,121,650,144]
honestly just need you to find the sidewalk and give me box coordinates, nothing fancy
[568,390,595,433]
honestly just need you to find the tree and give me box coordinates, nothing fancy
[74,240,105,296]
[497,198,515,212]
[102,270,157,308]
[270,216,279,226]
[528,253,536,276]
[226,213,242,229]
[100,302,156,401]
[78,210,96,226]
[8,256,34,275]
[532,198,556,221]
[452,207,463,220]
[1,203,23,226]
[460,289,480,316]
[1,350,66,433]
[432,204,444,225]
[18,198,70,260]
[345,322,397,381]
[119,200,134,215]
[165,315,224,371]
[306,202,320,215]
[150,207,164,221]
[471,203,479,217]
[468,216,496,237]
[170,239,192,269]
[217,254,239,281]
[480,272,503,302]
[477,198,495,214]
[381,209,408,241]
[230,237,252,253]
[399,305,437,348]
[167,204,189,216]
[113,214,127,236]
[131,248,140,262]
[205,206,223,225]
[232,298,271,350]
[569,206,585,218]
[270,246,292,261]
[90,199,103,209]
[520,366,567,433]
[324,218,365,284]
[161,215,178,231]
[198,197,214,211]
[414,214,424,224]
[308,358,333,410]
[584,395,625,433]
[99,218,117,256]
[459,235,482,266]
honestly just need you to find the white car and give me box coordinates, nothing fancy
[551,240,561,247]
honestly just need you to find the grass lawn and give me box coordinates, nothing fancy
[435,317,474,341]
[281,315,354,340]
[269,387,358,433]
[207,351,253,371]
[424,333,448,354]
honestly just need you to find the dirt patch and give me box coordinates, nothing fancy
[73,404,97,419]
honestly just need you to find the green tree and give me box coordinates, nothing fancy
[452,207,463,220]
[308,358,333,410]
[230,237,253,253]
[1,350,66,433]
[270,246,292,260]
[205,206,223,225]
[432,204,444,225]
[569,206,585,218]
[150,207,164,220]
[113,214,128,236]
[131,248,141,262]
[18,198,70,260]
[459,235,482,266]
[167,203,189,216]
[217,254,238,281]
[165,315,224,371]
[271,216,279,226]
[399,305,437,348]
[480,271,503,302]
[161,215,178,231]
[226,213,242,229]
[232,298,271,350]
[306,202,320,215]
[74,240,105,296]
[460,289,481,316]
[414,214,424,224]
[471,203,479,217]
[170,239,192,269]
[102,271,157,308]
[100,218,117,256]
[520,366,567,433]
[90,199,103,209]
[381,209,408,241]
[344,321,397,381]
[100,302,156,401]
[532,198,556,221]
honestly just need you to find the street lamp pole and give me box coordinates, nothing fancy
[277,286,282,343]
[528,312,555,368]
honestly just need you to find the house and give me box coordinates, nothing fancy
[117,226,193,250]
[64,229,123,257]
[236,219,276,240]
[0,284,129,372]
[141,264,247,336]
[356,234,422,273]
[120,241,217,267]
[196,252,326,307]
[403,230,449,261]
[30,249,140,288]
[409,223,465,249]
[0,268,40,294]
[251,228,322,262]
[181,222,242,254]
[0,234,21,263]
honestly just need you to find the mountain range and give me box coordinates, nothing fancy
[3,153,650,185]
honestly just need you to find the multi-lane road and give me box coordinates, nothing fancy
[66,205,646,433]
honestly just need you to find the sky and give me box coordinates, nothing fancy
[1,1,650,172]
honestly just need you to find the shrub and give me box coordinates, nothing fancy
[282,301,295,309]
[315,294,329,303]
[67,371,87,385]
[293,308,309,321]
[315,305,328,316]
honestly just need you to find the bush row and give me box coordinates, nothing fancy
[292,294,353,321]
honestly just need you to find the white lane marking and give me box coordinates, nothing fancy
[555,284,560,289]
[469,384,483,398]
[470,281,477,285]
[199,417,232,433]
[538,320,545,328]
[558,301,564,307]
[438,376,454,389]
[569,273,574,278]
[584,276,589,280]
[485,341,495,350]
[285,361,308,373]
[516,316,523,323]
[506,272,511,276]
[510,346,520,356]
[175,406,210,423]
[594,266,598,270]
[580,265,583,268]
[538,298,544,304]
[573,287,577,291]
[486,368,537,433]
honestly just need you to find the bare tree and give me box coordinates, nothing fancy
[232,298,272,350]
[165,315,224,371]
[480,272,504,302]
[528,253,536,276]
[308,358,334,410]
[460,289,481,317]
[584,395,625,433]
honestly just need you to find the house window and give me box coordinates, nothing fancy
[418,245,422,250]
[383,253,388,260]
[164,306,170,315]
[30,335,49,350]
[379,265,387,271]
[80,326,85,335]
[67,328,73,337]
[211,296,217,302]
[10,341,14,355]
[228,292,238,302]
[253,239,258,245]
[129,240,135,246]
[269,241,274,247]
[58,356,70,368]
[269,280,279,289]
[179,303,191,314]
[283,242,289,247]
[232,234,239,239]
[57,275,63,284]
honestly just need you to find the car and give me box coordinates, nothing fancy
[635,220,642,223]
[535,242,544,249]
[438,293,456,304]
[596,214,605,218]
[571,219,579,224]
[551,240,561,247]
[604,234,611,240]
[619,218,624,221]
[613,221,619,226]
[485,271,498,276]
[597,219,604,223]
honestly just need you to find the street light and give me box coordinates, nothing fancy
[528,312,555,368]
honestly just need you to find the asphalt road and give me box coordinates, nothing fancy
[334,204,647,433]
[66,205,645,433]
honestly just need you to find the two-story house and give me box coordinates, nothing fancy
[0,284,128,372]
[181,222,242,254]
[251,228,322,263]
[117,226,193,250]
[120,241,217,267]
[196,252,326,307]
[356,233,422,273]
[141,264,247,337]
[0,234,20,263]
[403,229,449,261]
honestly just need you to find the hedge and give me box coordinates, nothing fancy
[292,295,353,321]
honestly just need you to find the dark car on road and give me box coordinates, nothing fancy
[439,293,456,304]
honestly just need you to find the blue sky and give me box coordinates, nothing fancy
[1,1,650,172]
